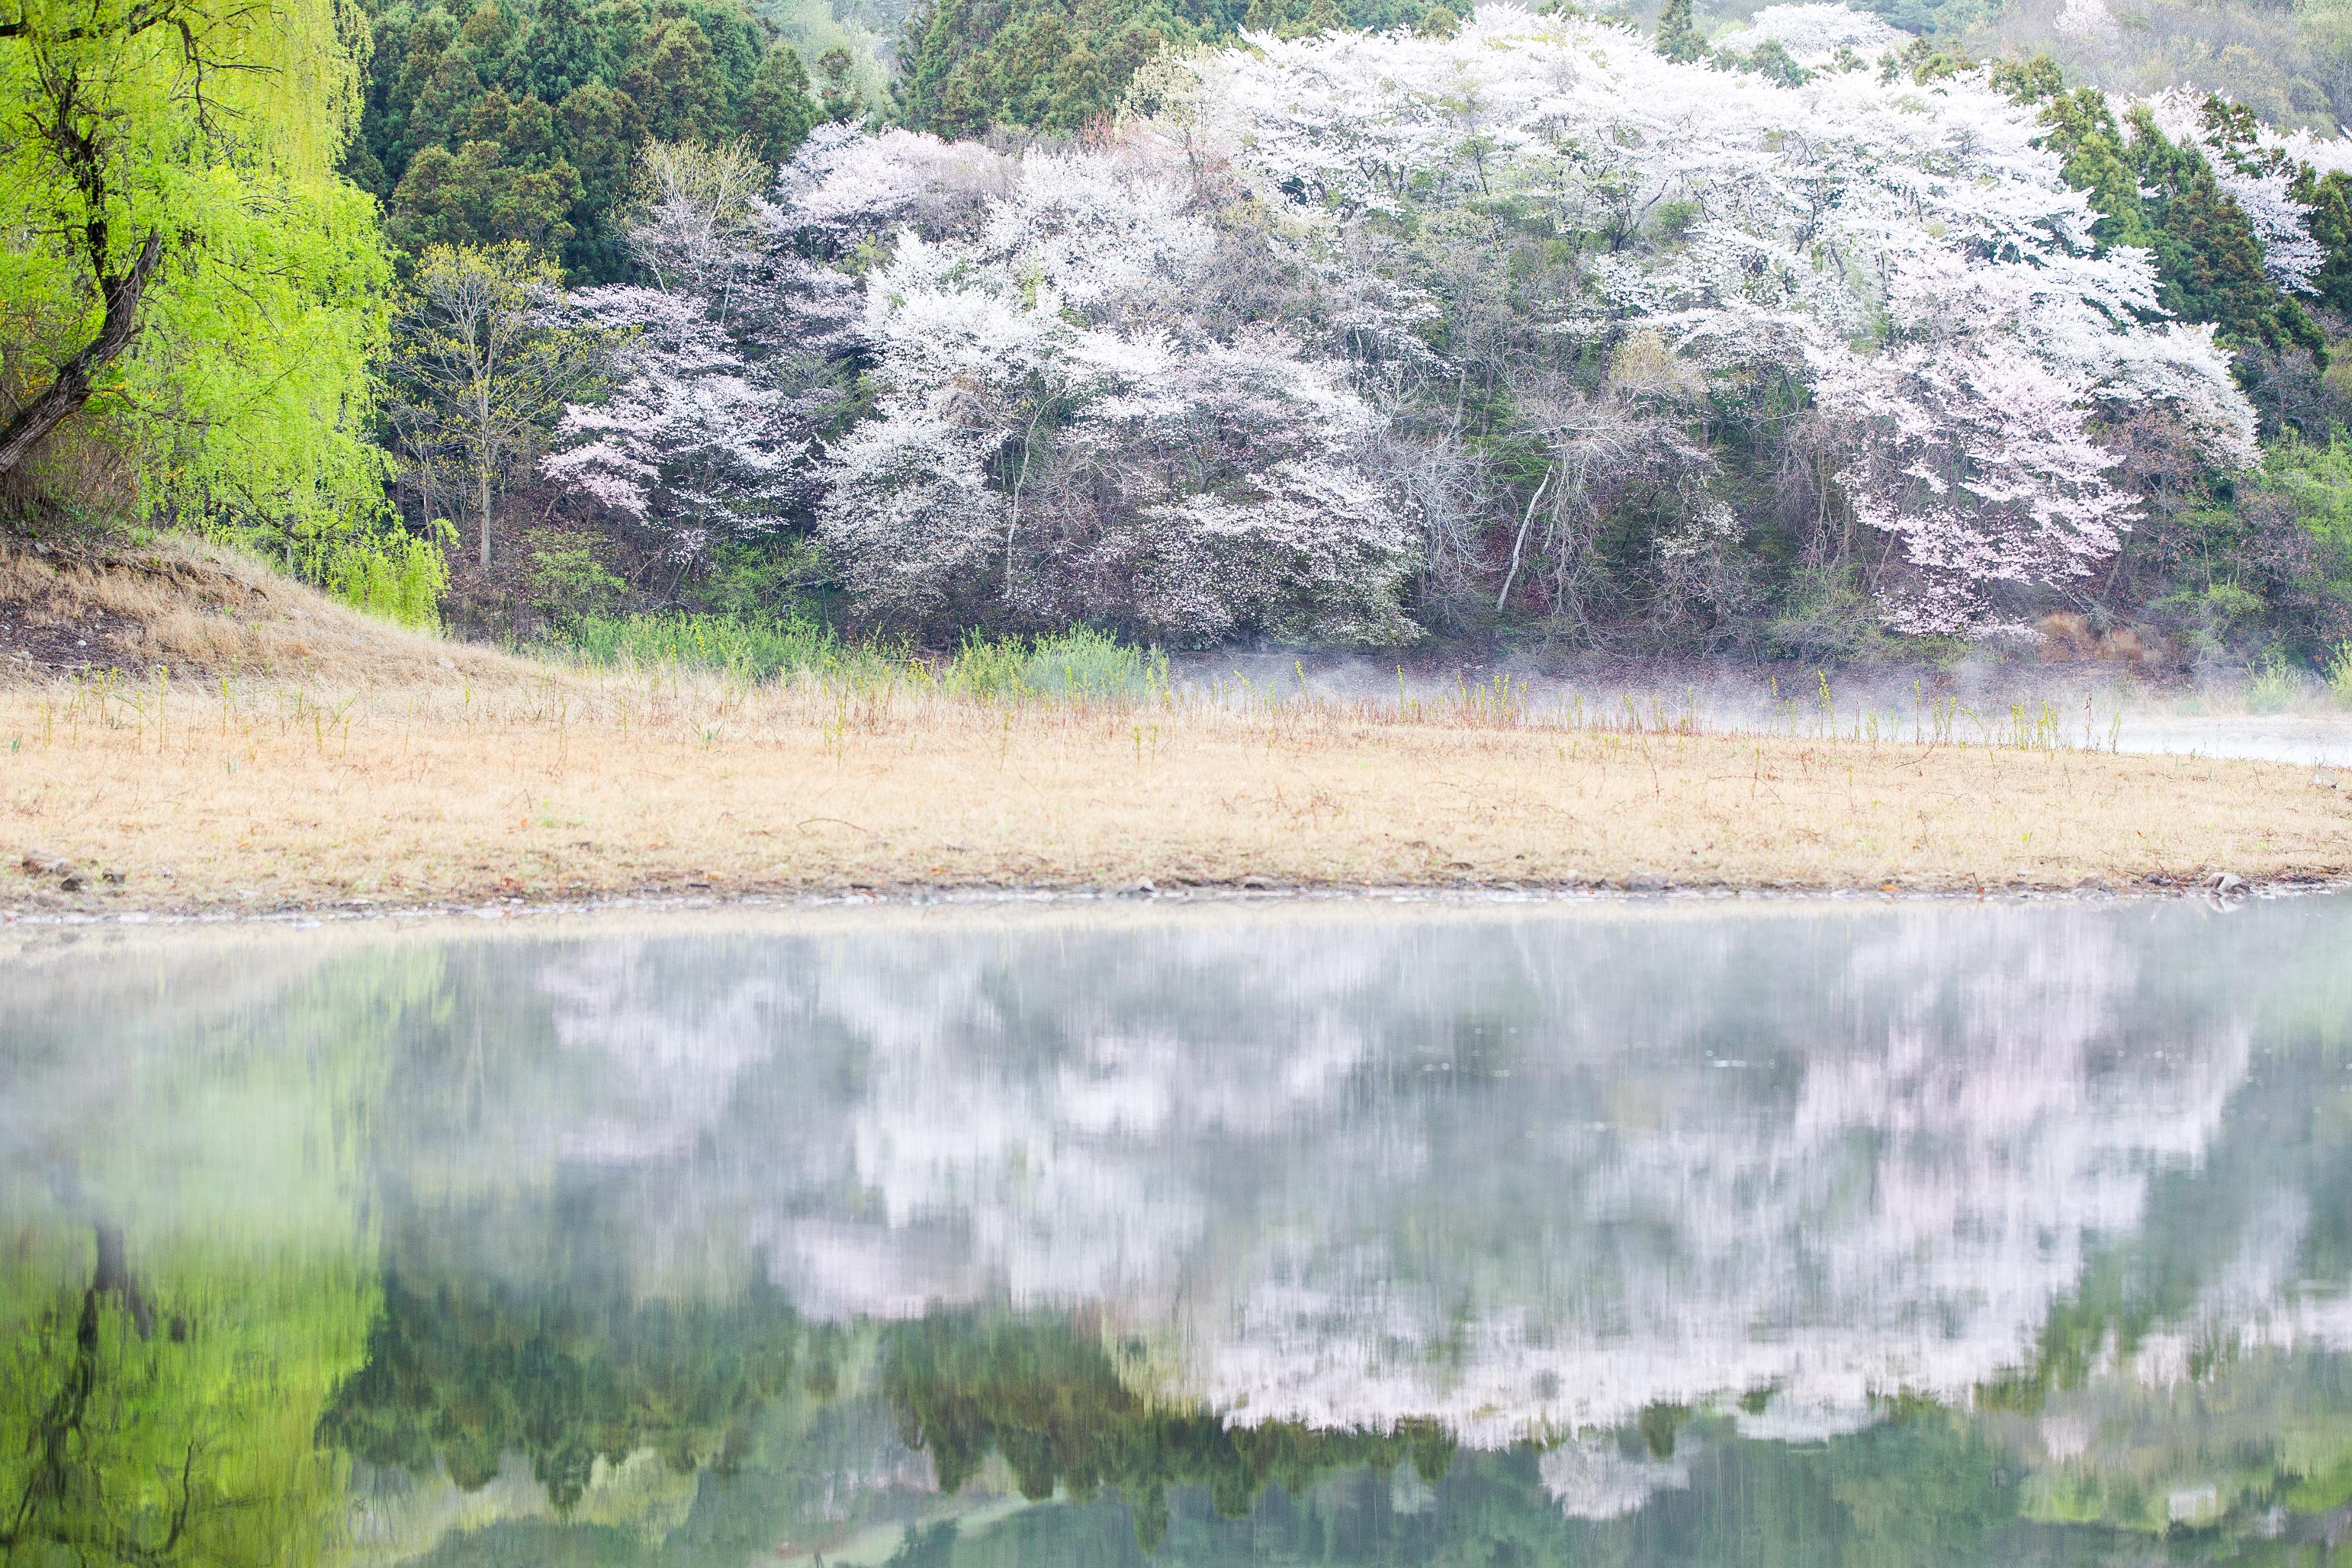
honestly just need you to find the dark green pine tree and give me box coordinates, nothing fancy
[384,90,586,259]
[522,0,605,104]
[1653,0,1705,63]
[405,53,490,164]
[2124,106,2324,355]
[621,13,733,141]
[815,46,863,121]
[737,42,821,167]
[893,0,1461,137]
[556,81,646,280]
[1994,63,2158,249]
[893,0,982,134]
[1998,61,2323,358]
[362,8,461,188]
[451,0,522,89]
[1050,41,1112,129]
[2297,169,2352,317]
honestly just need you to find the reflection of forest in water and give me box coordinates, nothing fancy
[3,897,2351,1563]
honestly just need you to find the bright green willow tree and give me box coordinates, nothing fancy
[0,0,392,546]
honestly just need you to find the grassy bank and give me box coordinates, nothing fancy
[3,541,2347,914]
[2,664,2347,915]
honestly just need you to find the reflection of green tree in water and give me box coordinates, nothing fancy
[0,1223,369,1566]
[921,1404,2025,1568]
[317,1266,802,1510]
[1964,960,2352,1547]
[882,1313,1454,1548]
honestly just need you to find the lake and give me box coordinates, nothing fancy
[2,893,2347,1564]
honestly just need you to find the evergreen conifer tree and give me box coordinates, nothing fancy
[2000,60,2322,354]
[623,14,732,141]
[523,0,605,103]
[2124,108,2323,353]
[1653,0,1704,63]
[2295,169,2352,316]
[741,43,823,166]
[557,82,647,278]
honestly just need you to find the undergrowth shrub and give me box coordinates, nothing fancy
[525,531,626,626]
[943,628,1170,702]
[561,612,866,681]
[2248,647,2304,712]
[557,615,1168,698]
[2327,641,2352,708]
[310,522,454,631]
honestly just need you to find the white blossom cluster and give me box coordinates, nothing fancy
[808,140,1419,642]
[2053,0,2118,41]
[1181,4,2257,631]
[1724,2,1904,65]
[537,3,2267,640]
[540,143,855,566]
[541,285,808,561]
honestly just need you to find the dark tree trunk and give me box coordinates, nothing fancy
[0,232,163,479]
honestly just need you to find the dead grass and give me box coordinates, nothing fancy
[0,535,532,686]
[1,537,2347,914]
[2,663,2347,914]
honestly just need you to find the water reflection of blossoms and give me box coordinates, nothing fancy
[10,895,2352,1563]
[451,904,2287,1465]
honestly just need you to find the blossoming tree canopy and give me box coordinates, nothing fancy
[818,142,1418,643]
[1176,4,2258,633]
[1724,2,1907,66]
[539,3,2269,644]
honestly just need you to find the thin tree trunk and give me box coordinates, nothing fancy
[0,234,163,480]
[1496,465,1554,612]
[472,363,496,569]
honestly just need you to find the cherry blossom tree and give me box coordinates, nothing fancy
[1723,2,1902,67]
[815,143,1417,642]
[539,5,2267,643]
[1167,4,2258,632]
[541,141,848,566]
[540,284,808,563]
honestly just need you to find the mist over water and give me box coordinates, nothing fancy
[1185,650,2352,766]
[3,897,2349,1561]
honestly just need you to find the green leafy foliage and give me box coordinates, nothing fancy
[893,0,1468,138]
[385,242,609,570]
[525,528,629,625]
[354,0,825,280]
[314,519,459,629]
[2260,437,2352,580]
[0,0,394,544]
[2125,439,2352,659]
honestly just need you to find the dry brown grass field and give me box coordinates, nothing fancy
[2,539,2348,914]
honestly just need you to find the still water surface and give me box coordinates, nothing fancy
[2,895,2349,1564]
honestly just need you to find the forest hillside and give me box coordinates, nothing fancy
[8,0,2352,685]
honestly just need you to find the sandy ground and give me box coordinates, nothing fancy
[2,672,2346,916]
